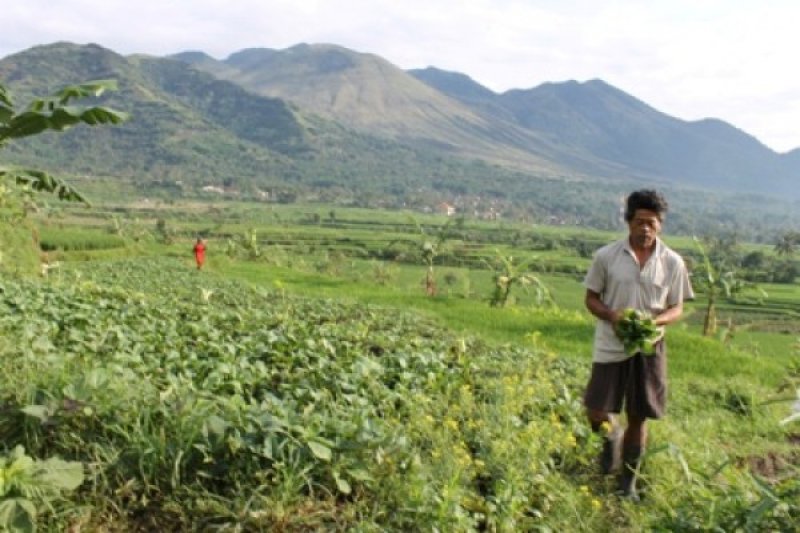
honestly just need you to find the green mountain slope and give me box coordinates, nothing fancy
[0,43,303,189]
[1,43,548,201]
[174,44,591,175]
[410,67,799,196]
[2,42,798,236]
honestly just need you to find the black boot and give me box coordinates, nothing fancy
[598,425,622,475]
[617,445,643,501]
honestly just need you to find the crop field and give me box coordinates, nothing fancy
[2,202,799,531]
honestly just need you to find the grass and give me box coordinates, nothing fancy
[9,204,800,530]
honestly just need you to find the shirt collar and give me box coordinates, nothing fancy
[622,237,663,258]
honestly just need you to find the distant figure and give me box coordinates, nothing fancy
[193,238,206,270]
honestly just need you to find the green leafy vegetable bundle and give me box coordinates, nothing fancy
[616,308,659,355]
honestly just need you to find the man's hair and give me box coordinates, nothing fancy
[624,189,668,222]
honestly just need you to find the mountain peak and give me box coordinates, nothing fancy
[408,67,497,102]
[169,50,218,64]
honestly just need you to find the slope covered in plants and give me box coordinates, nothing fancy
[1,258,797,530]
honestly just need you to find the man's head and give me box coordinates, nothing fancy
[625,190,668,250]
[624,190,668,223]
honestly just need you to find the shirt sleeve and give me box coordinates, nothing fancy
[583,251,607,295]
[667,255,694,306]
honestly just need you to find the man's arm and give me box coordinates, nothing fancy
[654,302,683,327]
[585,289,622,325]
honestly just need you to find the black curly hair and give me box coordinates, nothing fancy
[624,190,669,222]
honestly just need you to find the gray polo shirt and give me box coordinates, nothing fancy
[584,237,694,363]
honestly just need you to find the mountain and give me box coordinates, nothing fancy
[2,41,799,229]
[178,47,799,197]
[407,67,510,119]
[496,80,793,193]
[0,42,304,187]
[1,42,532,201]
[173,44,600,176]
[409,70,798,196]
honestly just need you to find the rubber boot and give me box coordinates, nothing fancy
[598,425,623,475]
[617,445,643,501]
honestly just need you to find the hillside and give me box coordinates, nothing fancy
[2,42,799,237]
[172,44,607,175]
[410,67,799,196]
[1,43,536,200]
[0,43,303,192]
[177,45,800,197]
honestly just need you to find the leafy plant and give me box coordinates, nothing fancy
[0,80,127,213]
[408,216,453,296]
[693,236,767,336]
[0,446,83,532]
[615,308,659,355]
[484,250,552,308]
[226,228,262,260]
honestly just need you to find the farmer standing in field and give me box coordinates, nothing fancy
[583,189,693,500]
[193,237,206,270]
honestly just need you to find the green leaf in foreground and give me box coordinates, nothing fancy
[308,441,333,461]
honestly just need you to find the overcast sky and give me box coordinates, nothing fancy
[3,0,798,152]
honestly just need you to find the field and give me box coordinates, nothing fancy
[2,201,799,531]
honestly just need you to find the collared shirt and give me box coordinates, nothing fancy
[584,237,694,363]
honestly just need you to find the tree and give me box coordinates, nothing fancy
[693,237,766,336]
[0,79,126,274]
[740,250,766,270]
[484,250,552,308]
[408,216,454,296]
[0,80,128,212]
[775,231,800,257]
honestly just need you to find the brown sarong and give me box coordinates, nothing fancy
[583,340,666,419]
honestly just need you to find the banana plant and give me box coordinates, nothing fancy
[408,216,455,297]
[484,250,552,308]
[693,236,767,336]
[0,80,128,212]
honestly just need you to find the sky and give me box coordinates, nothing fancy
[3,0,798,152]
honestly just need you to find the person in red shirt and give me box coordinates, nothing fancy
[193,238,206,270]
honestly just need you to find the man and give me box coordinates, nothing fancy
[583,190,693,500]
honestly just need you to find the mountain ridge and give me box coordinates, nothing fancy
[1,41,798,216]
[174,45,799,197]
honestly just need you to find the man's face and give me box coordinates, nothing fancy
[628,209,662,249]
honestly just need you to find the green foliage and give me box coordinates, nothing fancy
[0,446,83,533]
[38,226,126,252]
[0,258,595,529]
[0,79,127,208]
[3,250,799,529]
[0,78,126,274]
[693,236,767,336]
[616,308,659,355]
[485,251,552,308]
[0,223,39,276]
[225,228,262,260]
[774,231,800,257]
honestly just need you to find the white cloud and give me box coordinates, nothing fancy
[1,0,798,151]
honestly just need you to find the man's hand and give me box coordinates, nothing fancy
[585,290,622,324]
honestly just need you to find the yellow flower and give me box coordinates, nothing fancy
[592,498,602,510]
[579,485,589,495]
